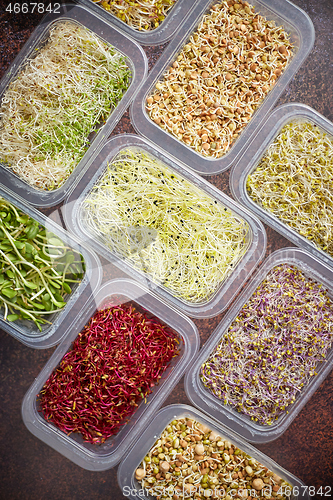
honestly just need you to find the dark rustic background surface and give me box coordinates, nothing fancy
[0,0,332,499]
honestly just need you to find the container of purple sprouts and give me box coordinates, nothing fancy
[185,247,333,443]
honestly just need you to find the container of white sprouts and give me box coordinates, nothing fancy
[117,404,309,500]
[0,184,102,349]
[185,247,333,443]
[230,103,333,272]
[62,134,266,318]
[0,3,148,208]
[130,0,314,175]
[79,0,198,45]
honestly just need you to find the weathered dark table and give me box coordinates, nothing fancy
[0,0,332,498]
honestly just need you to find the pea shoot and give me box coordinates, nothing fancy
[0,197,85,331]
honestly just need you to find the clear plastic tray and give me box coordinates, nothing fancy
[0,184,101,349]
[230,103,333,270]
[185,247,333,443]
[0,3,148,208]
[78,0,197,45]
[62,134,266,318]
[130,0,314,175]
[22,279,199,470]
[117,403,309,500]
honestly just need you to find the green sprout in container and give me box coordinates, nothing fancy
[0,197,85,331]
[82,148,249,303]
[247,121,333,256]
[0,21,131,191]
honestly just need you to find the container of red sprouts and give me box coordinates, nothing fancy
[117,404,309,500]
[0,183,101,349]
[185,247,333,443]
[0,3,147,208]
[231,103,333,272]
[79,0,197,45]
[22,278,199,470]
[62,133,266,319]
[130,0,314,175]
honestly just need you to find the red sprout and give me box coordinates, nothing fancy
[39,303,180,444]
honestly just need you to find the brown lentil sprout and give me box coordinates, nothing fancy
[146,0,293,158]
[136,417,292,499]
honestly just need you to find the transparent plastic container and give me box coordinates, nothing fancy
[0,184,101,349]
[231,103,333,270]
[22,279,199,470]
[117,403,309,500]
[130,0,315,175]
[185,247,333,443]
[78,0,197,45]
[62,134,266,318]
[0,3,148,208]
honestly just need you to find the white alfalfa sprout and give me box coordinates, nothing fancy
[81,148,249,303]
[0,21,131,191]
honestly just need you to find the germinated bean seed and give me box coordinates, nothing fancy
[146,0,293,158]
[135,417,291,499]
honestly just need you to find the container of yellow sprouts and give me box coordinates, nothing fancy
[231,103,333,271]
[0,3,147,208]
[130,0,314,175]
[63,134,266,318]
[79,0,197,45]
